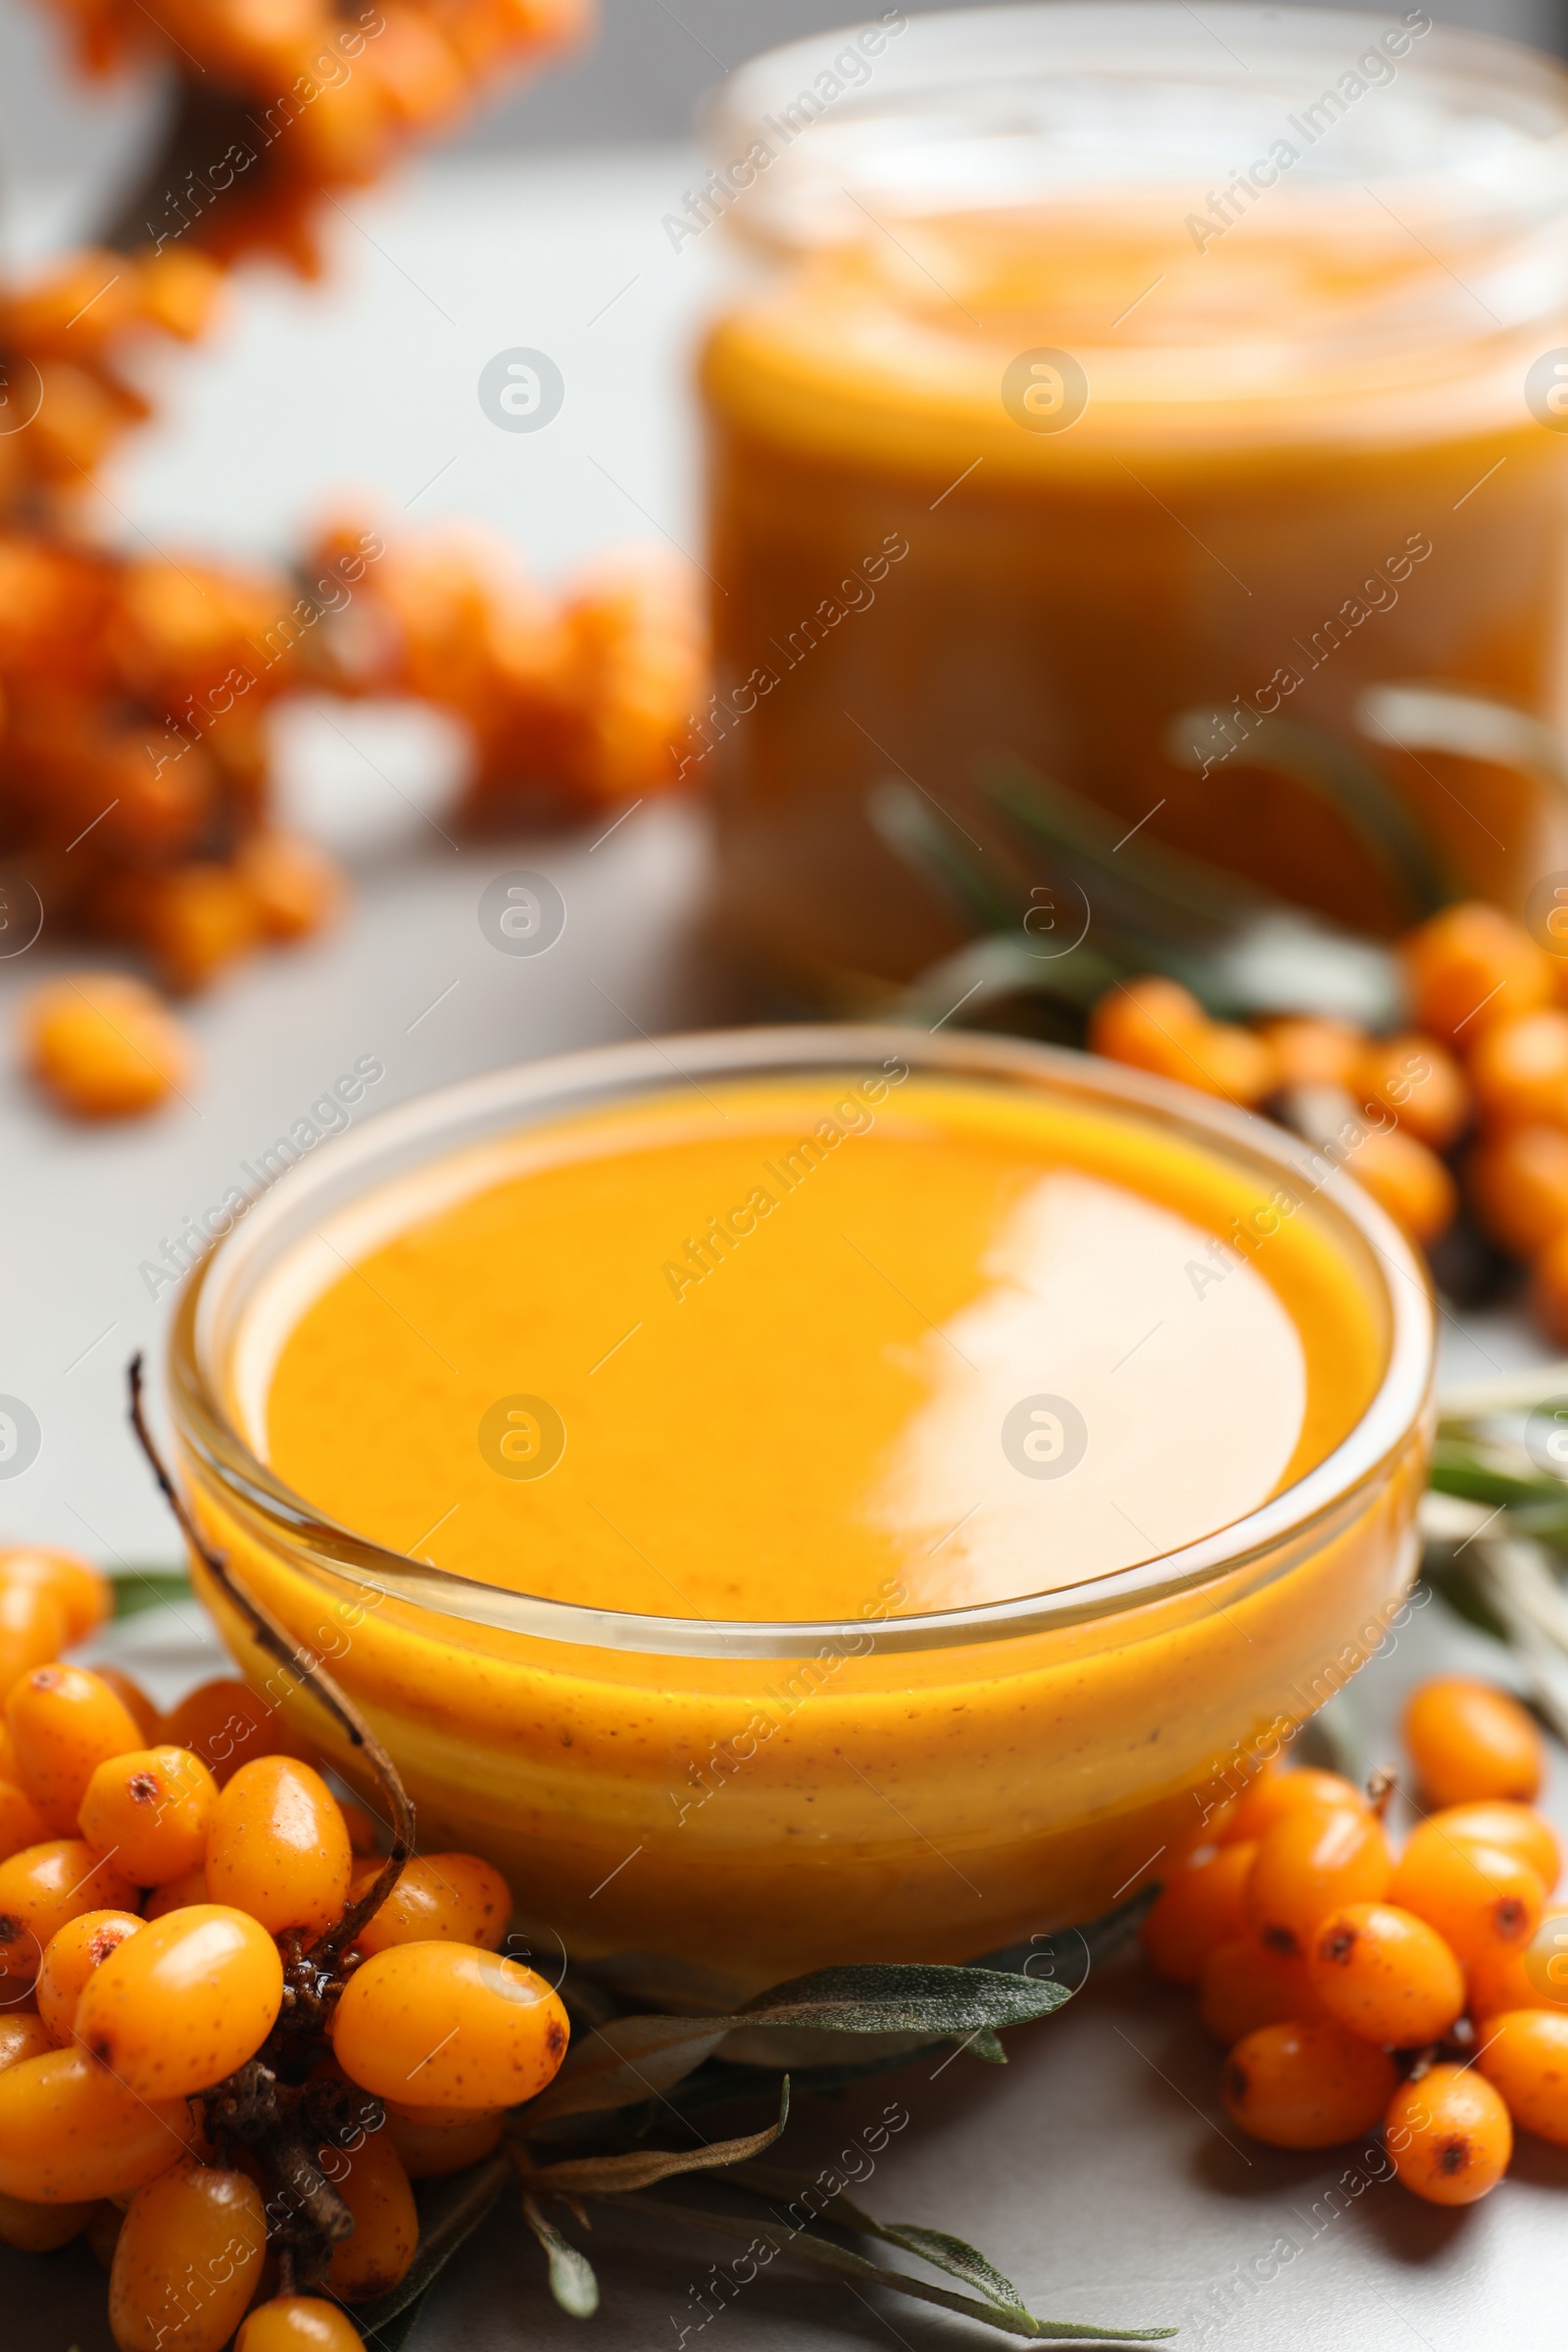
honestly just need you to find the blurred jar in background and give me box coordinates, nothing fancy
[697,4,1568,1003]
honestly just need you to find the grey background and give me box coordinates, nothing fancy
[0,0,1563,207]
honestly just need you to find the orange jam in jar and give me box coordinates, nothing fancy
[697,7,1568,1000]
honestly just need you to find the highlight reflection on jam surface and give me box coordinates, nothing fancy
[259,1073,1383,1622]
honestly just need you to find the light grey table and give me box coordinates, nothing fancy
[1,152,1564,2352]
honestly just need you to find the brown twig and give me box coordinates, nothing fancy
[126,1351,414,1953]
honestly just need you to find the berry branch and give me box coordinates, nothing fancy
[126,1349,415,1949]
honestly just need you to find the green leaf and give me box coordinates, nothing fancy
[657,2044,943,2116]
[519,2081,789,2195]
[610,2195,1173,2342]
[522,2014,733,2124]
[742,1961,1074,2037]
[351,2153,509,2335]
[521,2191,600,2317]
[736,2166,1027,2313]
[110,1567,193,1618]
[968,2028,1007,2064]
[845,2210,1026,2311]
[528,1962,1073,2125]
[355,2293,428,2349]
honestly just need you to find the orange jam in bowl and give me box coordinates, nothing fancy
[169,1027,1433,1998]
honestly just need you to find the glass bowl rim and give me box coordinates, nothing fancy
[167,1023,1434,1660]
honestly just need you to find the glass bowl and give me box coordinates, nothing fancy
[168,1025,1434,2000]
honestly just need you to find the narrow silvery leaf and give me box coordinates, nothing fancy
[522,2192,601,2317]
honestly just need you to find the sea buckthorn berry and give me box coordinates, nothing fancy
[1223,1765,1365,1845]
[90,1671,161,1745]
[1175,1021,1279,1108]
[36,1909,142,2043]
[351,1852,513,1956]
[1199,1936,1321,2044]
[1401,902,1552,1047]
[1467,1124,1568,1258]
[1468,1008,1568,1129]
[0,1546,111,1648]
[143,1869,209,1922]
[0,2047,192,2200]
[1246,1803,1392,1957]
[1222,2019,1397,2148]
[110,2159,267,2352]
[1524,1904,1568,2006]
[1403,1677,1544,1806]
[1352,1034,1469,1151]
[1385,2062,1513,2205]
[0,1582,69,1702]
[1344,1126,1456,1248]
[0,1777,55,1863]
[236,831,344,944]
[236,2297,365,2352]
[383,2102,507,2179]
[206,1757,352,1937]
[0,2014,54,2072]
[1306,1903,1464,2047]
[1088,977,1209,1078]
[0,2185,99,2251]
[1258,1017,1364,1092]
[78,1746,219,1886]
[1475,2008,1568,2145]
[1140,1840,1257,1984]
[318,2129,417,2301]
[162,1679,286,1788]
[0,1839,139,1991]
[1421,1801,1560,1893]
[331,1942,569,2109]
[7,1664,146,1830]
[1467,1905,1568,2019]
[1389,1828,1544,1967]
[21,972,197,1120]
[74,1904,283,2100]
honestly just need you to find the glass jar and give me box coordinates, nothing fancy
[697,4,1568,1004]
[167,1026,1433,2000]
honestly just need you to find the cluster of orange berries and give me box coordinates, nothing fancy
[1088,967,1467,1249]
[41,0,587,278]
[1090,900,1568,1332]
[323,520,708,834]
[0,528,344,977]
[0,249,223,517]
[6,516,704,1118]
[0,0,584,518]
[0,1542,568,2350]
[1143,1674,1565,2205]
[0,0,710,1124]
